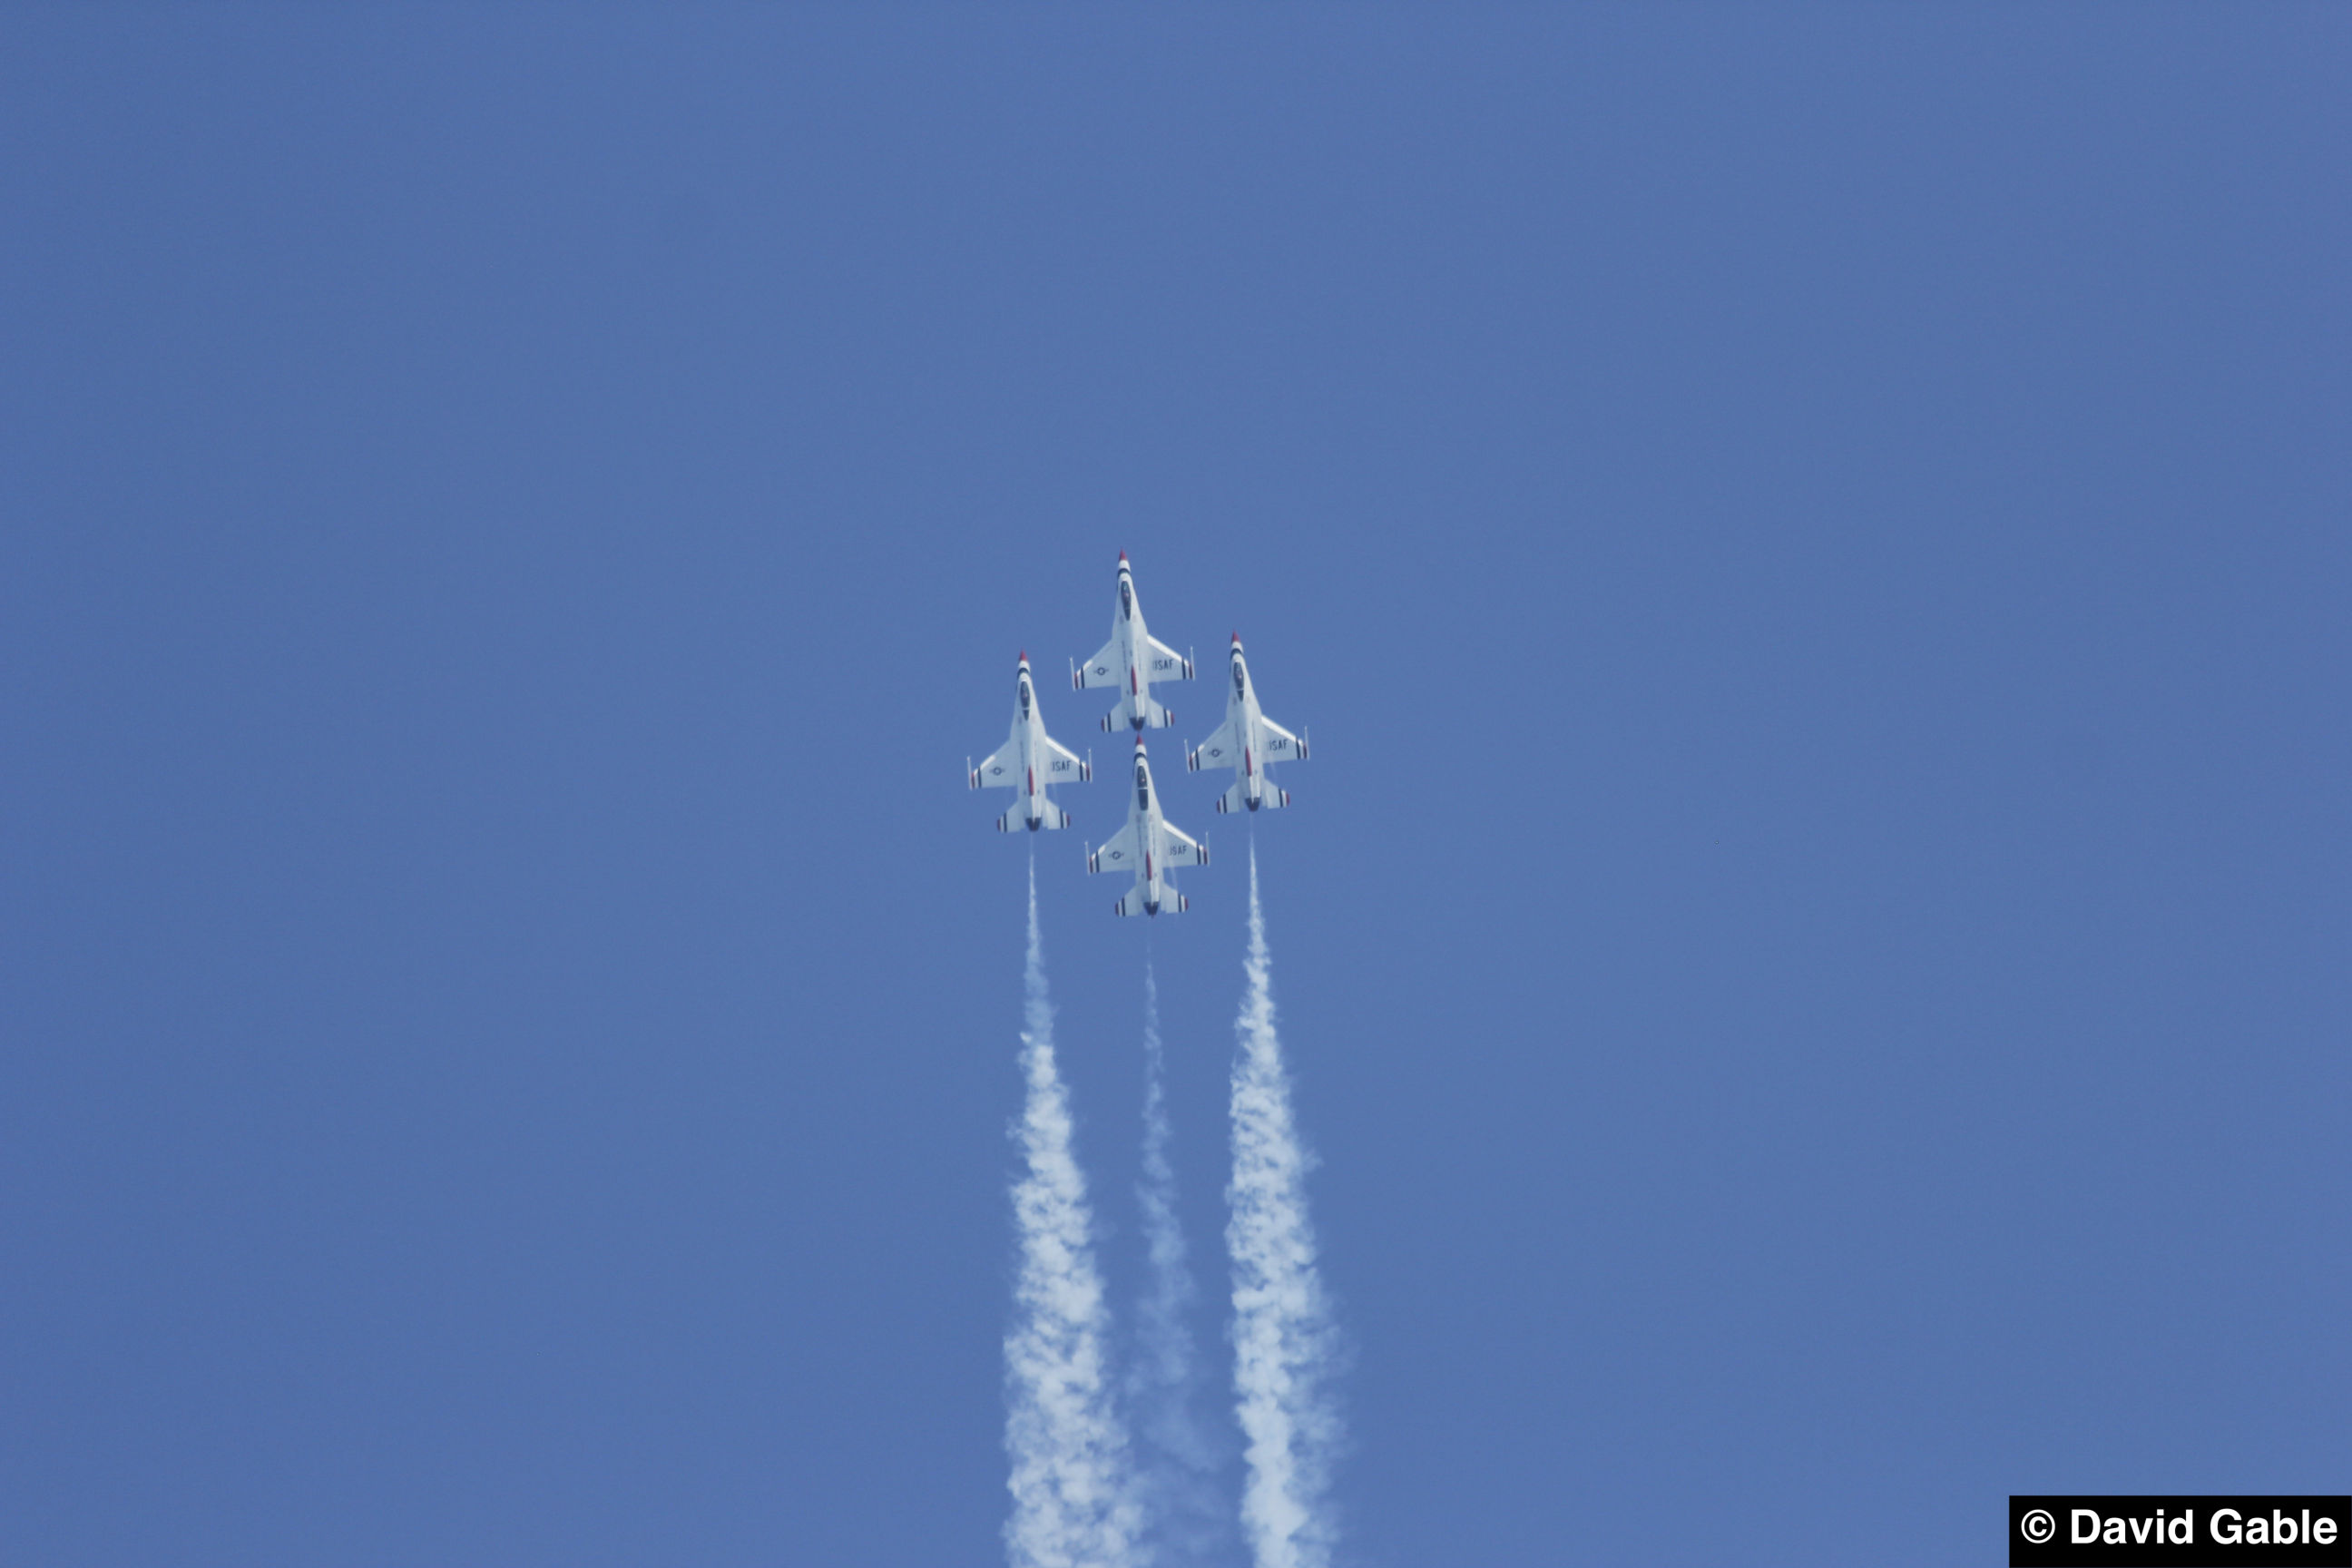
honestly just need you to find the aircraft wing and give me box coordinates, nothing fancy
[1040,735,1088,782]
[1252,716,1306,764]
[1145,635,1192,681]
[1155,820,1207,868]
[1190,716,1238,772]
[1075,636,1123,690]
[972,736,1021,789]
[1089,822,1140,875]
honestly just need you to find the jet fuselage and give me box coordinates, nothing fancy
[1087,735,1205,916]
[1075,553,1192,731]
[970,655,1090,831]
[1188,633,1308,814]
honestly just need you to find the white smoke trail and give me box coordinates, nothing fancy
[1005,858,1140,1568]
[1128,960,1227,1565]
[1227,846,1341,1568]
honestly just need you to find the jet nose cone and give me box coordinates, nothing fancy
[1017,650,1027,663]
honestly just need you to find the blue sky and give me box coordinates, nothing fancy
[2,7,2346,1564]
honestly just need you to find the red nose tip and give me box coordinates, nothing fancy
[1118,550,1128,563]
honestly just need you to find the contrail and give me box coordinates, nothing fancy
[1127,960,1227,1565]
[1005,858,1139,1568]
[1227,846,1341,1568]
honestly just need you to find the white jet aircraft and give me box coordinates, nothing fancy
[1073,552,1192,731]
[1087,736,1207,916]
[969,653,1092,831]
[1187,633,1308,813]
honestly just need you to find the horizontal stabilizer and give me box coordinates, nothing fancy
[1001,799,1071,833]
[1116,882,1186,917]
[1218,779,1290,814]
[1102,694,1172,731]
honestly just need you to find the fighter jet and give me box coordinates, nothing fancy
[969,653,1092,832]
[1187,633,1308,813]
[1073,552,1192,731]
[1087,735,1207,916]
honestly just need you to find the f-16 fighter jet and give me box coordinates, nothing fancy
[1187,633,1308,814]
[1074,552,1192,732]
[1087,735,1207,916]
[970,653,1092,832]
